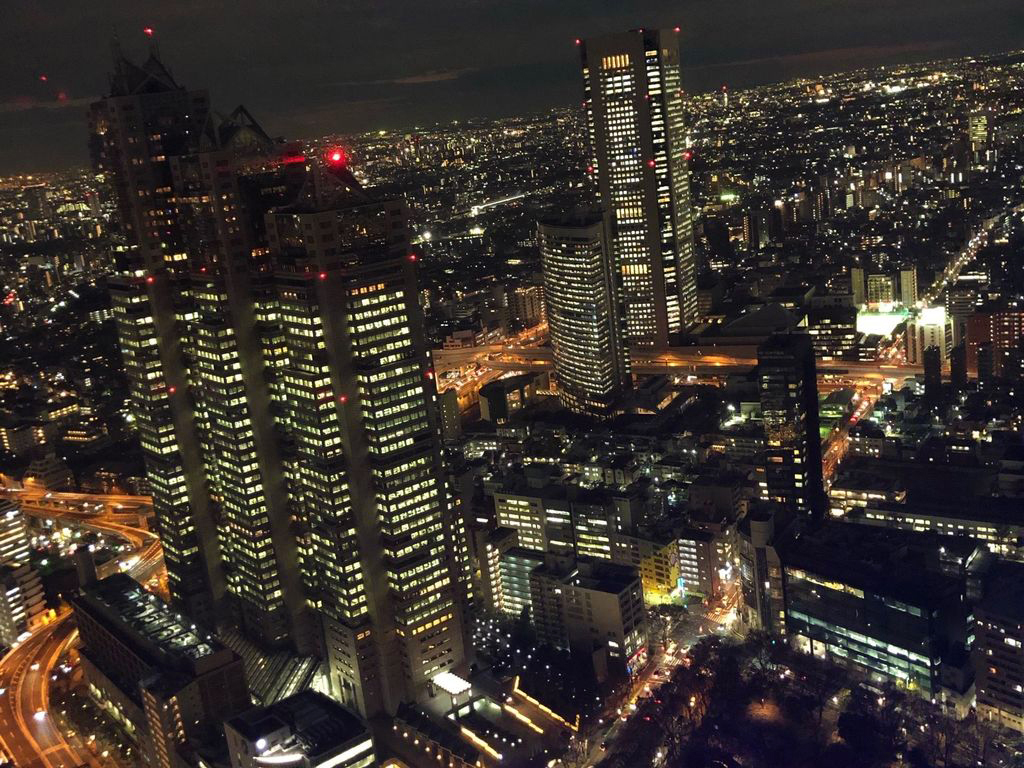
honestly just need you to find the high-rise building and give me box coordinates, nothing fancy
[866,273,895,307]
[923,346,943,403]
[737,505,788,636]
[538,210,630,418]
[906,306,953,365]
[92,48,465,717]
[978,341,996,389]
[264,196,465,716]
[850,266,866,307]
[91,48,233,631]
[974,560,1024,732]
[899,263,918,308]
[968,109,990,153]
[530,557,648,677]
[951,343,968,393]
[580,28,696,346]
[758,333,824,518]
[965,304,1024,376]
[0,501,44,646]
[0,500,32,566]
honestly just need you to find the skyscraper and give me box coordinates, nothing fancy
[264,194,465,716]
[92,48,464,716]
[580,28,696,347]
[900,263,918,308]
[950,342,968,394]
[91,48,228,630]
[538,210,630,418]
[978,341,996,389]
[758,333,824,518]
[923,345,943,404]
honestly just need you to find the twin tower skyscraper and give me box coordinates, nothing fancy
[541,28,698,418]
[91,48,465,717]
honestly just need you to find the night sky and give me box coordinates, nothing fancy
[2,0,1022,174]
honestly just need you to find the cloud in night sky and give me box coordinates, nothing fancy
[0,0,1021,172]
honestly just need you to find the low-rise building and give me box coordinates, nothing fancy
[676,529,720,600]
[827,471,906,515]
[610,532,679,605]
[842,498,1024,556]
[225,690,375,768]
[974,560,1024,733]
[72,574,250,767]
[779,524,965,697]
[530,557,647,679]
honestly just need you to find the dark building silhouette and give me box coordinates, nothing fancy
[924,345,943,403]
[978,341,995,390]
[758,333,825,518]
[951,343,968,394]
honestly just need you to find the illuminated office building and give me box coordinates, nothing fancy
[580,28,696,346]
[91,48,226,630]
[91,48,465,716]
[906,306,954,364]
[265,194,464,716]
[758,333,825,518]
[538,210,630,418]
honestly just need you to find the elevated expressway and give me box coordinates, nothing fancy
[0,490,159,768]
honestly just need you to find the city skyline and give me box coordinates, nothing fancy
[1,0,1023,173]
[3,8,1024,767]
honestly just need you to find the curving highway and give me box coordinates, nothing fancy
[0,490,162,768]
[0,615,84,768]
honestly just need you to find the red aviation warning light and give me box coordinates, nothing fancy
[326,148,348,167]
[683,150,693,161]
[674,26,681,33]
[39,75,48,82]
[318,271,328,281]
[143,27,155,37]
[145,275,155,285]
